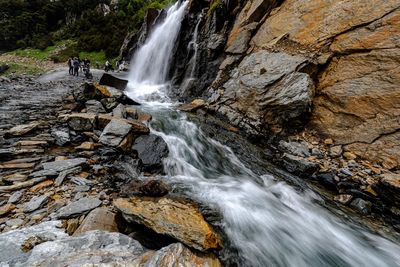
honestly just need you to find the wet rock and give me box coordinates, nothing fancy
[85,99,106,114]
[126,107,138,120]
[99,119,133,149]
[65,113,97,131]
[54,197,101,219]
[23,195,49,213]
[99,73,128,91]
[132,134,169,173]
[42,158,87,172]
[279,140,310,157]
[74,207,119,235]
[138,113,153,123]
[350,198,372,215]
[114,197,222,251]
[145,243,222,267]
[0,221,146,266]
[112,103,127,118]
[282,153,318,176]
[334,194,353,205]
[316,173,337,191]
[138,180,169,197]
[374,173,400,206]
[178,99,206,112]
[51,128,70,146]
[5,122,41,137]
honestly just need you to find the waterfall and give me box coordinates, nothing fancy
[187,13,203,78]
[126,3,400,266]
[127,1,188,101]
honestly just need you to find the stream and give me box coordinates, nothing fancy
[126,2,400,266]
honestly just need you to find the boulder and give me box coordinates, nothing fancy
[112,103,127,118]
[99,73,128,90]
[54,197,102,219]
[99,119,133,149]
[5,122,41,137]
[145,243,222,267]
[73,207,119,235]
[114,197,222,251]
[0,221,146,266]
[278,140,310,157]
[132,134,169,173]
[100,97,119,111]
[373,173,400,206]
[85,99,106,113]
[42,158,87,172]
[64,113,97,131]
[215,51,314,134]
[282,153,319,176]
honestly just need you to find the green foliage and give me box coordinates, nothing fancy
[0,62,43,76]
[207,0,224,17]
[0,0,175,59]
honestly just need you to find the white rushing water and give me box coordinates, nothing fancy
[127,1,188,101]
[126,2,400,266]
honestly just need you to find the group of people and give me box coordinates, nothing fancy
[67,57,91,77]
[104,58,126,73]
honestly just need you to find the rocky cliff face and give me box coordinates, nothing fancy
[209,0,400,166]
[121,0,399,166]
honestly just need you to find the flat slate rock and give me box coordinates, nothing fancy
[42,158,87,172]
[23,195,49,213]
[54,197,101,219]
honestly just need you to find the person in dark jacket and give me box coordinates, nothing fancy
[67,57,73,75]
[73,57,80,76]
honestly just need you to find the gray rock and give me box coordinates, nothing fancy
[132,134,169,173]
[282,153,318,175]
[5,218,24,227]
[73,185,91,192]
[100,97,119,112]
[340,168,353,177]
[225,22,258,54]
[0,221,145,266]
[29,169,59,178]
[67,113,97,131]
[51,128,70,146]
[5,122,40,137]
[279,140,310,157]
[71,176,94,186]
[8,190,24,204]
[216,51,313,134]
[99,119,132,147]
[42,158,87,172]
[54,197,101,219]
[85,99,106,113]
[350,198,372,215]
[23,195,49,213]
[112,103,127,118]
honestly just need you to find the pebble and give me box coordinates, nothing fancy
[340,168,353,177]
[343,152,357,160]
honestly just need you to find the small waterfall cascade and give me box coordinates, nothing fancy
[126,2,400,266]
[127,1,188,101]
[187,12,203,78]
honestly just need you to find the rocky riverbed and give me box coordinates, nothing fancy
[0,70,224,266]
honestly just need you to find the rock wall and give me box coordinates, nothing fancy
[120,0,399,166]
[208,0,400,165]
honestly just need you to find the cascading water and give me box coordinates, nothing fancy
[187,13,203,78]
[126,2,400,266]
[127,1,188,101]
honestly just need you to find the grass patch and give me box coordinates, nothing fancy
[10,46,56,61]
[0,62,44,76]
